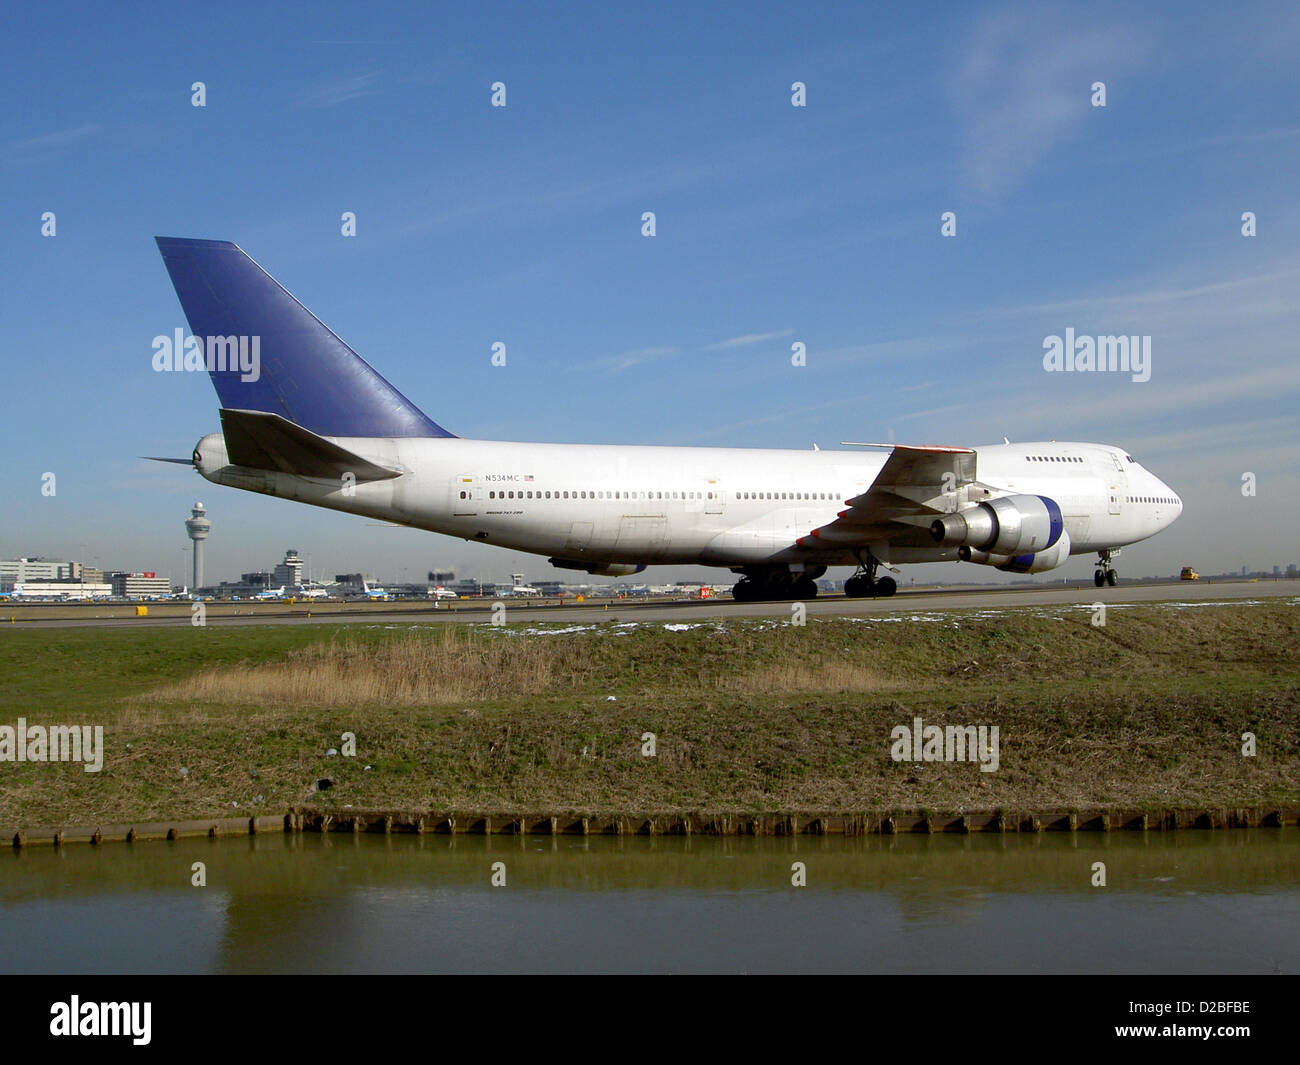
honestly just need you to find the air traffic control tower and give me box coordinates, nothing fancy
[185,502,211,590]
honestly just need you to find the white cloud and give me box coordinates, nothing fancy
[294,72,380,109]
[705,329,794,350]
[573,345,679,374]
[6,123,103,163]
[950,9,1146,196]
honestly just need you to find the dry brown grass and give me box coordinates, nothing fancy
[137,628,599,708]
[135,626,902,709]
[712,660,894,694]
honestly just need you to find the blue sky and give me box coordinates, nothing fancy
[3,1,1299,585]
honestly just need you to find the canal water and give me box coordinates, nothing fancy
[2,830,1296,973]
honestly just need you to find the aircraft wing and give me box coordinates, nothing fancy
[794,443,977,551]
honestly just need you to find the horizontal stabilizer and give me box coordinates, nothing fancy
[219,409,401,482]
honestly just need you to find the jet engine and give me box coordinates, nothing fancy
[930,494,1064,555]
[958,530,1072,573]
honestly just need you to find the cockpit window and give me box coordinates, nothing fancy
[1125,455,1136,463]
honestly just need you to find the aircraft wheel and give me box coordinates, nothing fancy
[1094,570,1106,588]
[733,579,755,602]
[793,576,818,599]
[875,576,897,598]
[1106,569,1118,586]
[844,575,869,598]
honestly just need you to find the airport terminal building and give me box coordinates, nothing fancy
[0,557,97,591]
[108,572,172,598]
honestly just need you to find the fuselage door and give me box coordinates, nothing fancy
[704,477,724,515]
[1107,454,1125,515]
[452,474,478,516]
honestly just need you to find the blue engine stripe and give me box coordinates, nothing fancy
[1038,496,1064,548]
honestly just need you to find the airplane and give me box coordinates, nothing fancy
[351,580,389,601]
[151,238,1184,601]
[430,586,459,600]
[253,585,287,600]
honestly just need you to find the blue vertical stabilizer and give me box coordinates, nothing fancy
[155,237,454,438]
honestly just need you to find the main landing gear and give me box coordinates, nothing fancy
[1094,548,1120,587]
[843,551,897,598]
[731,567,823,602]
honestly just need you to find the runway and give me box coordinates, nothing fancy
[3,579,1294,629]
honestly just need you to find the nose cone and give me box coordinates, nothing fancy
[1161,479,1183,525]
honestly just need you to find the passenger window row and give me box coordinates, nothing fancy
[474,490,718,500]
[462,489,836,502]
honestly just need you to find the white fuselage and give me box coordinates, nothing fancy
[195,435,1182,573]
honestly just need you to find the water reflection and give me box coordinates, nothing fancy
[2,830,1296,973]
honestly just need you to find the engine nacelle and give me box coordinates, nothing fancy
[957,530,1072,573]
[930,494,1064,555]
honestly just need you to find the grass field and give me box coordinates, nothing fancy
[1,602,1297,826]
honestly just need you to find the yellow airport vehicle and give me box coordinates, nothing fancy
[1180,566,1199,581]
